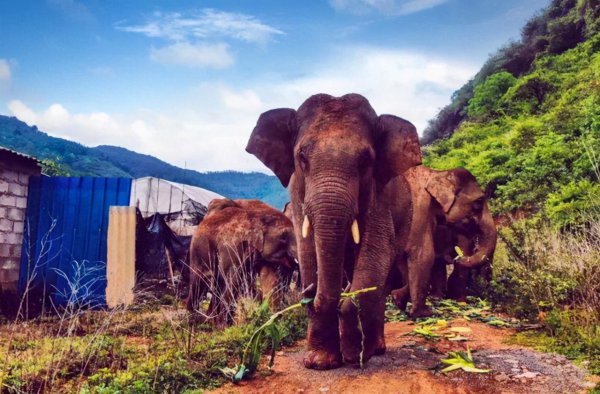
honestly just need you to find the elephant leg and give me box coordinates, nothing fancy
[292,204,341,370]
[429,257,448,298]
[447,236,473,301]
[390,254,409,312]
[186,269,204,313]
[340,211,393,366]
[259,264,281,310]
[407,229,435,318]
[447,266,469,301]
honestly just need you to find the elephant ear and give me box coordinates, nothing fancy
[425,172,458,214]
[375,115,422,185]
[207,198,239,213]
[246,108,297,187]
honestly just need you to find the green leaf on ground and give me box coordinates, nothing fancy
[440,347,491,374]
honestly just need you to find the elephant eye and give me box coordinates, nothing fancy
[280,232,290,243]
[299,151,309,171]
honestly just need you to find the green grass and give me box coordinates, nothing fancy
[0,300,308,393]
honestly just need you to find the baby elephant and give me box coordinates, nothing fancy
[187,198,297,325]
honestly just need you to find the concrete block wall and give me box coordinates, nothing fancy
[0,168,30,294]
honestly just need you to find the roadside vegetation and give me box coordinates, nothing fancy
[423,0,600,381]
[0,296,307,393]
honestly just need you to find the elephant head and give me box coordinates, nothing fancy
[189,198,297,314]
[247,93,421,368]
[425,168,497,269]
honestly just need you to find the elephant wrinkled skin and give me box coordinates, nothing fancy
[187,198,296,326]
[246,93,423,369]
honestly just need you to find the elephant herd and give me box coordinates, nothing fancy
[186,93,497,370]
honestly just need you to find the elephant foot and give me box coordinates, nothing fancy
[341,332,382,365]
[303,349,342,370]
[374,336,386,356]
[409,305,433,319]
[391,287,409,312]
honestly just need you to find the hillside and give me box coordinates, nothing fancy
[0,116,288,208]
[422,0,599,145]
[423,0,599,228]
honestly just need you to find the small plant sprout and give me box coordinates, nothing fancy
[223,287,377,383]
[440,346,491,374]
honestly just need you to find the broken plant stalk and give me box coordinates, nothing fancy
[223,286,377,383]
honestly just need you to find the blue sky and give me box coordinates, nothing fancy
[0,0,547,172]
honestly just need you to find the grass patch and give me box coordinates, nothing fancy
[0,298,308,393]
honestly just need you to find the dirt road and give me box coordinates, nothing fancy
[212,319,598,394]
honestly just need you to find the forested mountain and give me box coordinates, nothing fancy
[0,116,287,208]
[422,0,599,144]
[423,0,599,228]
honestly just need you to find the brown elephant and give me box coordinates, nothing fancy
[187,198,296,325]
[246,93,422,369]
[390,166,498,309]
[425,167,497,301]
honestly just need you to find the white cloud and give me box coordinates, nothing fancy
[118,9,282,69]
[119,9,283,44]
[329,0,448,15]
[259,46,476,134]
[7,47,476,174]
[0,59,11,83]
[150,42,234,69]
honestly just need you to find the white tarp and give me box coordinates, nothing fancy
[131,177,223,234]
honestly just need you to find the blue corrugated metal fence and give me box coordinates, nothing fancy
[19,176,132,308]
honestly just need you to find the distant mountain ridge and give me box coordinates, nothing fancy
[0,115,288,208]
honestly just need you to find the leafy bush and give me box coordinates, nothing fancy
[424,33,600,226]
[487,219,600,374]
[467,72,517,120]
[422,0,596,143]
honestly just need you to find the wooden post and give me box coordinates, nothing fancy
[106,206,136,308]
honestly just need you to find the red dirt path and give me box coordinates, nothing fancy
[211,319,598,394]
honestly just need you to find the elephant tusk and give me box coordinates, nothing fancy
[351,219,360,244]
[302,215,310,239]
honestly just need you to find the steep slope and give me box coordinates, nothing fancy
[0,116,288,208]
[424,30,599,227]
[422,0,599,144]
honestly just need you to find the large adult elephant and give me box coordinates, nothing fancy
[187,198,296,325]
[391,166,497,308]
[246,93,422,369]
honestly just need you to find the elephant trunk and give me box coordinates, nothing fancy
[457,203,497,269]
[305,175,357,312]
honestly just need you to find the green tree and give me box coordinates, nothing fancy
[467,72,517,120]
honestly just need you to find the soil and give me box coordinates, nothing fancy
[211,319,599,394]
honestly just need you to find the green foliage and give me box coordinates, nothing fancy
[467,72,517,120]
[440,347,491,374]
[1,303,309,393]
[511,309,600,375]
[424,33,600,226]
[484,219,600,375]
[40,159,70,176]
[422,0,597,143]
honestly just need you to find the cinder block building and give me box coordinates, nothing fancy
[0,146,41,308]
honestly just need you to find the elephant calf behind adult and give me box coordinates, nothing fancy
[187,198,296,325]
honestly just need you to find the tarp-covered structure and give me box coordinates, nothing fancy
[131,177,223,235]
